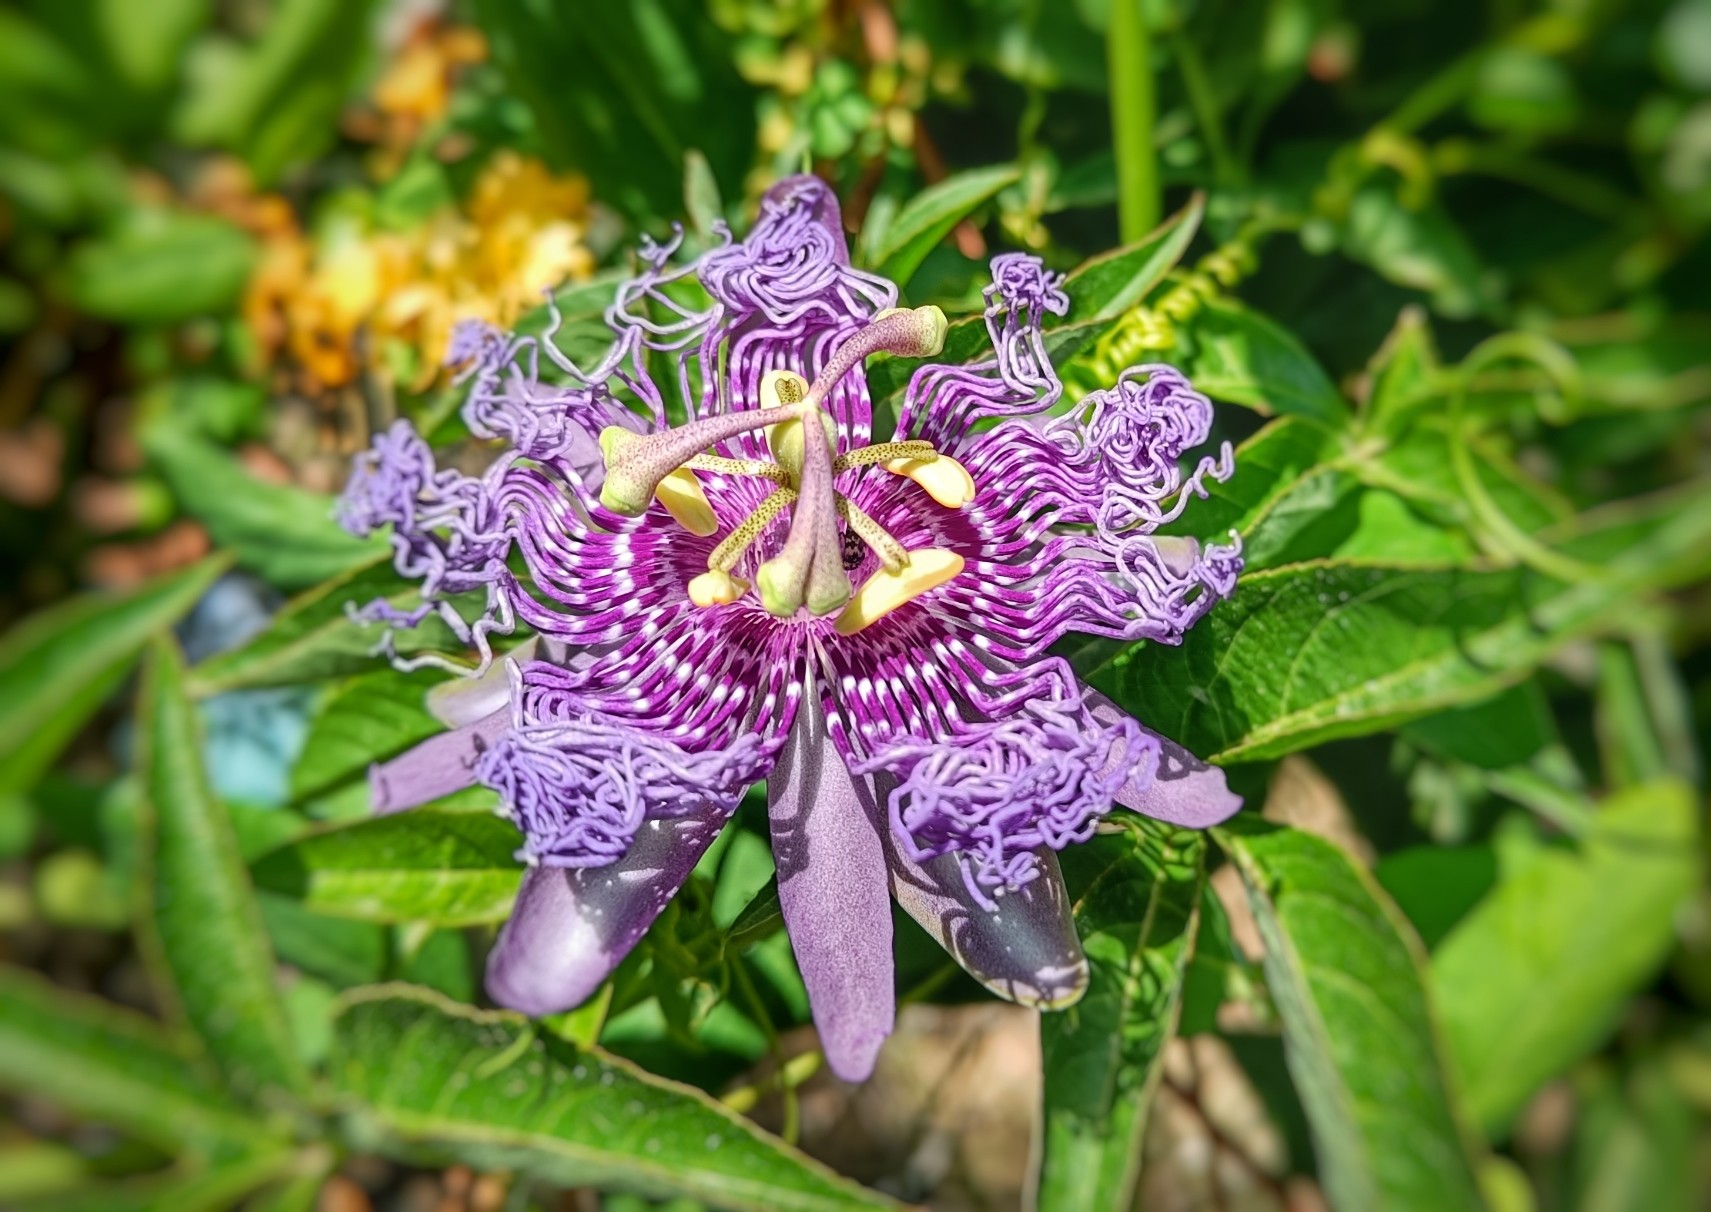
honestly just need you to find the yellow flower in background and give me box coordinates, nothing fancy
[361,20,490,176]
[204,18,596,395]
[235,150,595,394]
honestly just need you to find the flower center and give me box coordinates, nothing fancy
[596,305,976,632]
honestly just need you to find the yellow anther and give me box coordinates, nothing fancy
[688,569,749,607]
[655,468,718,536]
[884,453,977,509]
[834,548,965,636]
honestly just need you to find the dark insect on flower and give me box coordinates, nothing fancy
[340,176,1244,1082]
[840,524,867,571]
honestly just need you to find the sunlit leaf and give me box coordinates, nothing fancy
[1176,297,1349,422]
[137,637,312,1103]
[0,554,227,795]
[187,558,472,697]
[1217,819,1488,1211]
[289,667,445,807]
[865,193,1204,411]
[252,809,523,926]
[143,422,383,589]
[862,164,1019,286]
[0,964,268,1155]
[1038,820,1204,1211]
[1093,483,1711,764]
[1432,780,1699,1135]
[329,985,900,1210]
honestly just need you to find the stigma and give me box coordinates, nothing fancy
[594,304,975,628]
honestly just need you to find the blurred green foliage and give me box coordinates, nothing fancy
[1,0,1709,1210]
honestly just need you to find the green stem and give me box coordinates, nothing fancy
[1170,29,1238,187]
[1107,0,1159,241]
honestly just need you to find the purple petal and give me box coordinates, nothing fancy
[426,639,536,728]
[767,698,895,1082]
[1085,688,1242,827]
[368,709,510,815]
[424,638,589,730]
[760,174,851,264]
[884,819,1088,1009]
[486,806,727,1016]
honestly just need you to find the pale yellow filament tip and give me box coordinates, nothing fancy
[688,569,750,607]
[655,468,718,536]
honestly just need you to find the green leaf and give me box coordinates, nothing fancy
[1373,846,1498,951]
[0,554,227,796]
[290,667,444,806]
[1091,484,1711,765]
[137,637,312,1104]
[1162,415,1350,568]
[329,985,900,1210]
[723,877,784,953]
[183,0,380,182]
[863,164,1019,286]
[1037,820,1205,1211]
[1340,185,1488,319]
[1364,306,1442,436]
[1400,683,1558,771]
[96,0,211,96]
[1216,819,1488,1212]
[187,557,471,697]
[0,964,266,1155]
[864,193,1203,412]
[470,0,754,221]
[1432,781,1699,1136]
[1058,192,1205,326]
[142,419,384,589]
[1568,1057,1697,1212]
[0,1139,86,1205]
[62,212,255,323]
[252,809,523,926]
[1369,425,1573,536]
[1176,298,1349,422]
[257,891,386,987]
[14,1150,299,1212]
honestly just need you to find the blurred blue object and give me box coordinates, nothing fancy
[180,576,310,808]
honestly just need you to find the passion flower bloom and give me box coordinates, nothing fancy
[339,176,1243,1081]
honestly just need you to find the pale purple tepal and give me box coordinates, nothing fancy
[339,176,1243,1082]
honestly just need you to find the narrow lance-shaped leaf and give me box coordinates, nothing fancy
[0,554,228,795]
[187,557,476,697]
[864,164,1020,286]
[252,809,524,927]
[1216,818,1488,1212]
[137,636,312,1104]
[11,1150,301,1212]
[0,964,268,1156]
[1037,820,1205,1212]
[1432,780,1700,1136]
[143,420,384,589]
[289,666,447,806]
[329,985,900,1212]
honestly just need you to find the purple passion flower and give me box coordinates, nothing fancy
[339,176,1243,1081]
